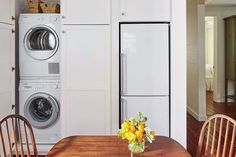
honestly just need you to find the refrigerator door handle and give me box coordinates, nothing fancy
[123,99,127,120]
[121,98,127,123]
[120,53,126,95]
[121,98,124,123]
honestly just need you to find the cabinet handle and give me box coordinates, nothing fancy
[12,29,15,33]
[121,12,125,16]
[12,67,15,71]
[12,16,15,21]
[12,104,15,110]
[62,30,66,34]
[62,15,66,19]
[120,53,124,95]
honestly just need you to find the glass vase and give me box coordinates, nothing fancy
[128,140,145,154]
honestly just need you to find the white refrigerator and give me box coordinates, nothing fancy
[120,23,170,136]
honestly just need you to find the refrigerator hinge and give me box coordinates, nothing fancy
[11,104,15,110]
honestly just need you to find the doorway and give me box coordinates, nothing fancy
[205,16,215,117]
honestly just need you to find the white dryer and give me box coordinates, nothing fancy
[19,80,60,144]
[19,14,61,80]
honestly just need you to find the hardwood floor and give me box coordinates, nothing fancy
[187,112,204,156]
[187,91,236,156]
[206,91,236,119]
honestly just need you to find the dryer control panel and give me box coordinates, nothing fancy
[19,82,60,91]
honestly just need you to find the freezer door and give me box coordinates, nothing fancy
[121,24,169,96]
[121,96,169,137]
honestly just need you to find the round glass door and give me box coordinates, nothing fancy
[24,25,59,60]
[24,93,59,129]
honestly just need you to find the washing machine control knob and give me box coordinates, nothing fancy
[53,84,59,89]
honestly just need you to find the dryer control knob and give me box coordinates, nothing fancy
[51,17,58,22]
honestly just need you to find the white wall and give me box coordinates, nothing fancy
[187,0,207,121]
[205,17,214,65]
[171,0,187,147]
[206,6,236,102]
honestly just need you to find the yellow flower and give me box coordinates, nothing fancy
[126,132,137,142]
[129,125,136,133]
[122,121,129,129]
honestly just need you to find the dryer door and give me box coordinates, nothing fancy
[24,93,59,129]
[24,25,59,60]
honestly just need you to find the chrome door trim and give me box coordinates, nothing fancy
[23,25,59,61]
[24,92,59,129]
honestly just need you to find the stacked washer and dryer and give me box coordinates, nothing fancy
[19,14,61,145]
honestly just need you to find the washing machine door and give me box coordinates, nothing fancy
[24,25,59,60]
[24,93,59,129]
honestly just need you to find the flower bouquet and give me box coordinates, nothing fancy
[117,112,155,154]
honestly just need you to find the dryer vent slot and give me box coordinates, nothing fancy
[48,63,59,74]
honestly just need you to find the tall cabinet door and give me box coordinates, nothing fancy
[61,0,110,24]
[0,23,15,119]
[61,25,111,136]
[0,0,15,25]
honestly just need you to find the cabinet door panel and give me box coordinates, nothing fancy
[0,24,15,119]
[61,25,111,136]
[0,0,15,25]
[121,24,169,95]
[121,96,169,136]
[65,91,109,135]
[61,0,110,24]
[120,0,170,22]
[62,25,110,90]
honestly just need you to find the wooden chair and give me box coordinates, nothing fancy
[196,114,236,157]
[0,114,38,157]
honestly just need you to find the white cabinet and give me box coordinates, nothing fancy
[65,91,110,135]
[120,0,170,21]
[61,0,110,24]
[0,0,15,25]
[61,25,111,135]
[0,23,15,119]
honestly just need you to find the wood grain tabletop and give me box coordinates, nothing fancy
[46,136,191,157]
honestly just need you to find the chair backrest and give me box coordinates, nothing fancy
[196,114,236,157]
[0,114,38,157]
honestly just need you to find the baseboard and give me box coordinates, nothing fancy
[214,96,234,103]
[187,106,207,121]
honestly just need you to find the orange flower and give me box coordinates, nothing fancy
[150,131,155,136]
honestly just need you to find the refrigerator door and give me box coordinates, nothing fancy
[121,96,169,137]
[121,24,169,96]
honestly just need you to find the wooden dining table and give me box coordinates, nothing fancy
[46,136,191,157]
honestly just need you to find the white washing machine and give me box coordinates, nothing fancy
[19,14,61,80]
[19,80,60,144]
